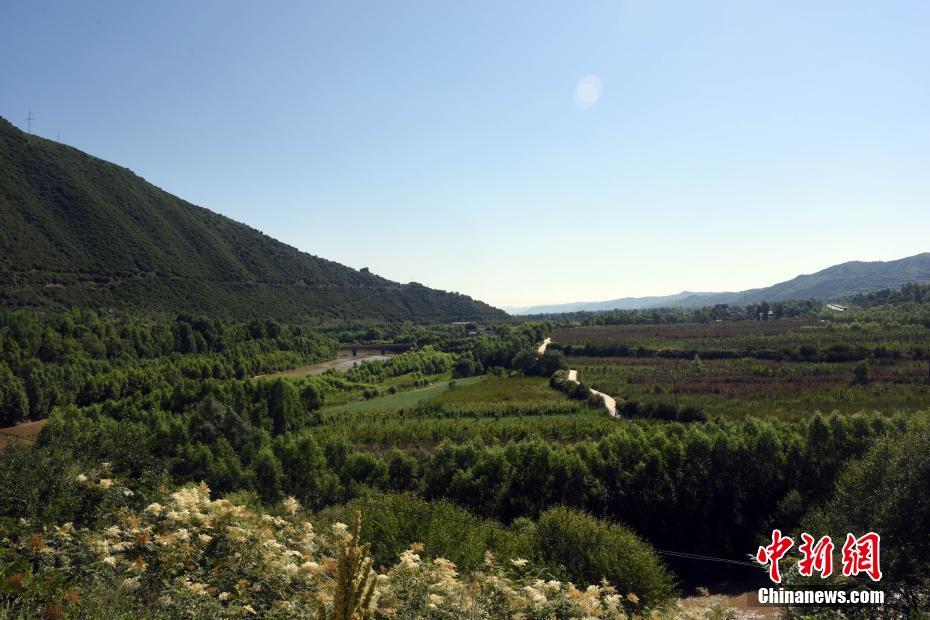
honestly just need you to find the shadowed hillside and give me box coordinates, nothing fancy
[0,118,504,321]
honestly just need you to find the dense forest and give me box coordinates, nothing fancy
[0,310,337,426]
[846,282,930,307]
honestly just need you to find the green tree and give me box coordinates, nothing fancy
[534,506,676,608]
[267,379,300,435]
[804,414,930,614]
[760,301,771,321]
[853,361,870,385]
[300,379,326,412]
[252,447,284,503]
[538,350,567,376]
[0,361,28,427]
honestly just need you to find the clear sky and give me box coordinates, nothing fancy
[2,1,929,309]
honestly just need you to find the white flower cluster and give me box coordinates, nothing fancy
[9,483,649,618]
[376,546,636,618]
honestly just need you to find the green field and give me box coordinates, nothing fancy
[437,375,577,408]
[317,375,610,447]
[324,375,483,414]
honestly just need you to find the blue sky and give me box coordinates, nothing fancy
[2,1,929,308]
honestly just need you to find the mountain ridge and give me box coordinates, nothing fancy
[509,253,930,314]
[0,117,505,322]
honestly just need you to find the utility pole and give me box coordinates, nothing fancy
[26,110,33,133]
[57,131,61,142]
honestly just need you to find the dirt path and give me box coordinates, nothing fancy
[590,387,618,417]
[565,368,618,417]
[542,339,618,417]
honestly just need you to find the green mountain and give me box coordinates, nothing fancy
[0,118,504,322]
[511,253,930,314]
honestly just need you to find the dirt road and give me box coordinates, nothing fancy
[565,368,618,417]
[543,341,618,417]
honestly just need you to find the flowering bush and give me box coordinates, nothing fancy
[1,479,660,618]
[4,481,338,617]
[376,547,635,619]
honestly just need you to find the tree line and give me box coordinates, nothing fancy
[0,310,337,426]
[27,388,903,584]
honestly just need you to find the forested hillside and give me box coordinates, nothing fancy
[0,118,504,322]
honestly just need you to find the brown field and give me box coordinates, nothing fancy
[0,419,46,448]
[551,319,928,355]
[574,356,930,420]
[555,318,820,341]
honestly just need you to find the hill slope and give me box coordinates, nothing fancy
[0,118,504,321]
[511,253,930,314]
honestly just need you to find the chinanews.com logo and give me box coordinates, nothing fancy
[754,529,885,606]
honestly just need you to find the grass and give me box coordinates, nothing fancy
[325,374,577,414]
[311,410,618,448]
[437,375,574,407]
[324,376,484,414]
[316,374,609,448]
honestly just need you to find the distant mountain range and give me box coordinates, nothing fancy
[0,117,505,322]
[508,253,930,315]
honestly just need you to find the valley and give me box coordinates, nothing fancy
[1,57,929,616]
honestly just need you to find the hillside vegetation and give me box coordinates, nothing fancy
[0,118,504,322]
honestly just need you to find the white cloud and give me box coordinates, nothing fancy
[574,74,603,109]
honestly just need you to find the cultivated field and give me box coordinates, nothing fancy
[554,320,930,421]
[574,357,930,420]
[317,375,611,448]
[552,320,928,356]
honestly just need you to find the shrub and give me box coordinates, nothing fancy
[852,361,870,385]
[677,406,708,423]
[0,484,658,618]
[534,506,676,609]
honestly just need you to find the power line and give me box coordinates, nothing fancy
[652,548,756,567]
